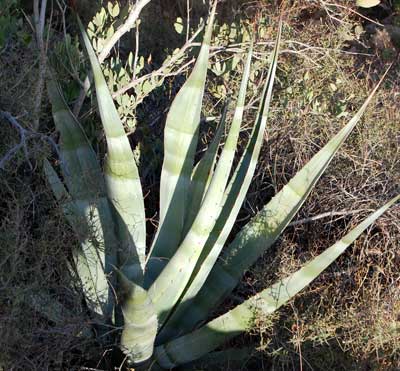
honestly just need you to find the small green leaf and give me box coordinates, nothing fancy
[106,24,114,40]
[141,80,153,95]
[356,0,380,7]
[127,51,134,69]
[174,17,184,34]
[212,60,226,76]
[111,2,120,17]
[100,7,107,25]
[135,56,144,74]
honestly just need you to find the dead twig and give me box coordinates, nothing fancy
[33,0,49,131]
[73,0,152,116]
[320,1,385,27]
[113,23,204,98]
[288,209,368,227]
[98,0,152,63]
[0,111,61,171]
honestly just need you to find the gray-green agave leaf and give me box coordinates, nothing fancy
[155,195,399,367]
[45,6,396,369]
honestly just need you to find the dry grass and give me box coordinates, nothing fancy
[0,21,100,370]
[224,1,400,369]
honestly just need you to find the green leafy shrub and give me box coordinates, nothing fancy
[85,2,195,133]
[43,5,398,369]
[0,0,31,48]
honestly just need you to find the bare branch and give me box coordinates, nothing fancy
[0,111,61,171]
[33,0,41,46]
[0,111,32,170]
[97,0,152,63]
[288,209,369,227]
[73,0,152,116]
[113,23,204,98]
[39,0,48,38]
[73,75,91,117]
[32,0,49,131]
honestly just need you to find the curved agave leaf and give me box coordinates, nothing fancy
[159,23,282,341]
[171,72,387,335]
[45,80,116,319]
[43,159,79,228]
[118,271,158,364]
[144,102,228,289]
[158,37,271,342]
[149,34,252,327]
[46,78,104,201]
[78,17,146,276]
[45,158,106,311]
[155,195,399,367]
[147,3,217,275]
[77,17,163,361]
[44,120,106,320]
[183,102,229,235]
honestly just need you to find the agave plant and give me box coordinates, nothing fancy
[44,5,398,369]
